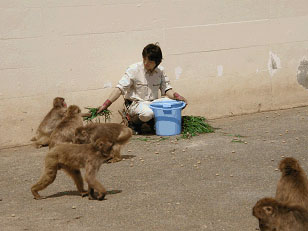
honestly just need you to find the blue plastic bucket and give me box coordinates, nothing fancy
[150,99,186,136]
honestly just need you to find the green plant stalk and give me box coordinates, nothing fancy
[83,107,112,122]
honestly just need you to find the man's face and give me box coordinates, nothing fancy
[143,57,156,72]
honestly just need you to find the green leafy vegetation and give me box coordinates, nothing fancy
[134,136,169,142]
[83,107,112,123]
[181,116,214,139]
[231,138,245,143]
[158,137,169,141]
[135,137,151,142]
[234,134,244,138]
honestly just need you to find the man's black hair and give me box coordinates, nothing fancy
[142,43,163,68]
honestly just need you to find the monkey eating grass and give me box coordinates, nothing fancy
[74,123,132,162]
[31,137,114,200]
[253,197,308,231]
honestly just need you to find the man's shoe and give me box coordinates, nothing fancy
[128,122,142,135]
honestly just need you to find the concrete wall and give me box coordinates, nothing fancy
[1,0,308,148]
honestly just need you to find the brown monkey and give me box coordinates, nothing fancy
[49,105,83,149]
[31,137,114,200]
[275,157,308,210]
[252,197,308,231]
[31,97,67,148]
[74,123,132,162]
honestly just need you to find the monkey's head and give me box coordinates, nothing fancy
[66,105,81,117]
[252,198,279,231]
[53,97,67,108]
[279,157,300,175]
[93,138,113,157]
[74,126,90,144]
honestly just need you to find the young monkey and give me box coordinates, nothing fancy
[74,123,132,162]
[31,137,114,200]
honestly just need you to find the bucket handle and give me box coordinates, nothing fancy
[150,102,186,111]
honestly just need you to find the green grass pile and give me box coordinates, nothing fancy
[181,116,214,138]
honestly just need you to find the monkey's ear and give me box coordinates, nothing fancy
[262,206,273,216]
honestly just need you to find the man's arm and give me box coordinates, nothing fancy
[166,89,188,106]
[165,89,175,99]
[97,88,122,113]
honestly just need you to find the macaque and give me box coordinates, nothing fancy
[31,97,67,148]
[275,157,308,210]
[252,197,308,231]
[49,105,83,149]
[31,137,114,200]
[74,123,132,162]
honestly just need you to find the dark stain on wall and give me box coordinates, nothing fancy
[271,56,277,70]
[297,59,308,89]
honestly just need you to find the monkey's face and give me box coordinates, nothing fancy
[74,128,89,144]
[253,199,278,231]
[257,218,273,231]
[54,97,66,108]
[62,99,67,108]
[94,138,113,157]
[253,210,274,231]
[67,105,81,116]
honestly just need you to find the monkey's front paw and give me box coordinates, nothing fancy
[80,191,88,197]
[88,194,96,200]
[33,196,46,200]
[35,144,43,149]
[108,157,122,163]
[97,192,106,201]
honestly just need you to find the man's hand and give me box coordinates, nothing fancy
[97,99,112,114]
[174,92,188,107]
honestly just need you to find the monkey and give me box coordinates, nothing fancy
[31,137,114,200]
[74,123,132,162]
[275,157,308,210]
[31,97,67,148]
[49,105,83,149]
[252,197,308,231]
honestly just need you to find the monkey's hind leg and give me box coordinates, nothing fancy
[109,144,122,163]
[85,165,107,200]
[87,187,96,200]
[31,163,58,200]
[62,167,87,197]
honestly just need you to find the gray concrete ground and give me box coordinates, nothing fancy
[1,106,308,231]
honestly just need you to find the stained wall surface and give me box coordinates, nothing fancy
[1,0,308,148]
